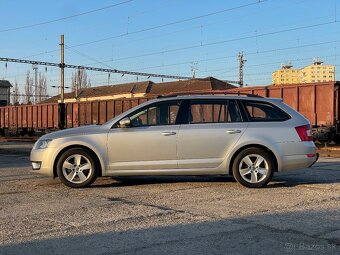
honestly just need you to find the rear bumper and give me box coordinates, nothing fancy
[279,154,317,171]
[308,152,319,168]
[276,141,318,172]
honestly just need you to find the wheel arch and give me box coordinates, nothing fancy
[227,144,278,176]
[53,144,103,178]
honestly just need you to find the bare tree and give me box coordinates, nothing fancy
[71,69,91,99]
[24,71,33,104]
[12,80,21,105]
[36,72,47,103]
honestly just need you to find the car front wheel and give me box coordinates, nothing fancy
[232,147,274,188]
[56,148,98,188]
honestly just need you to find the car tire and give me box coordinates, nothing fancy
[232,147,274,188]
[56,148,98,188]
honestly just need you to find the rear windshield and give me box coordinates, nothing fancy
[242,100,290,122]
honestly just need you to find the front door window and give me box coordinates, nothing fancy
[129,102,180,127]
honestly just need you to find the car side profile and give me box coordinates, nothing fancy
[30,95,318,188]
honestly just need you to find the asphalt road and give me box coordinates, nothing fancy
[0,142,339,255]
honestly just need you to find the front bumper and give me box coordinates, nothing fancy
[30,147,58,177]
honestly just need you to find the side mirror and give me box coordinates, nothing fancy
[119,117,131,128]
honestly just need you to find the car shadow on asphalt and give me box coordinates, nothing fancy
[92,175,237,188]
[89,169,340,189]
[267,168,340,188]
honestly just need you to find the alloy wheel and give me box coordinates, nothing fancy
[62,154,93,184]
[238,154,269,184]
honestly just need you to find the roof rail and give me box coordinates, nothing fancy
[156,91,263,98]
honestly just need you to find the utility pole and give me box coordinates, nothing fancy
[238,52,246,87]
[32,64,38,103]
[59,35,66,129]
[60,35,65,103]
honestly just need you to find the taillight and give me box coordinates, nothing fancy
[295,124,313,141]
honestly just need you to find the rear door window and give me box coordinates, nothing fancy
[188,100,242,124]
[242,100,290,121]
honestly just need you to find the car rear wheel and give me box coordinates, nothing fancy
[57,148,98,188]
[232,147,274,188]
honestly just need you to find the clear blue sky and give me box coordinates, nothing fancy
[0,0,339,97]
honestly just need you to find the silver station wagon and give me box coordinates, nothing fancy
[31,95,318,188]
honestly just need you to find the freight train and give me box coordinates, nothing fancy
[1,81,339,142]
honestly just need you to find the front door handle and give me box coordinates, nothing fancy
[161,131,177,136]
[226,130,241,134]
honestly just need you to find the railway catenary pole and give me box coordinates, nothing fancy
[60,35,65,103]
[32,64,38,103]
[238,52,246,87]
[59,35,66,129]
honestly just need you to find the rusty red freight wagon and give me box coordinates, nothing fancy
[0,103,59,134]
[0,82,339,142]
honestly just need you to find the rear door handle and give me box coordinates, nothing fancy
[226,130,242,134]
[161,131,177,136]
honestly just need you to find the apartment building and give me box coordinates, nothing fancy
[272,60,335,85]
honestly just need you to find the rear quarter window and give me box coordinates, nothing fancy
[242,100,290,122]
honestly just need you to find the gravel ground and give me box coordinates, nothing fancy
[0,142,339,255]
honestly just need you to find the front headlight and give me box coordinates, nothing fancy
[34,139,53,150]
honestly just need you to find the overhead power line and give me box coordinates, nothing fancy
[101,20,338,62]
[101,0,311,51]
[62,30,340,73]
[58,19,336,67]
[60,31,339,77]
[69,0,268,48]
[65,45,116,70]
[22,0,267,58]
[0,0,134,33]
